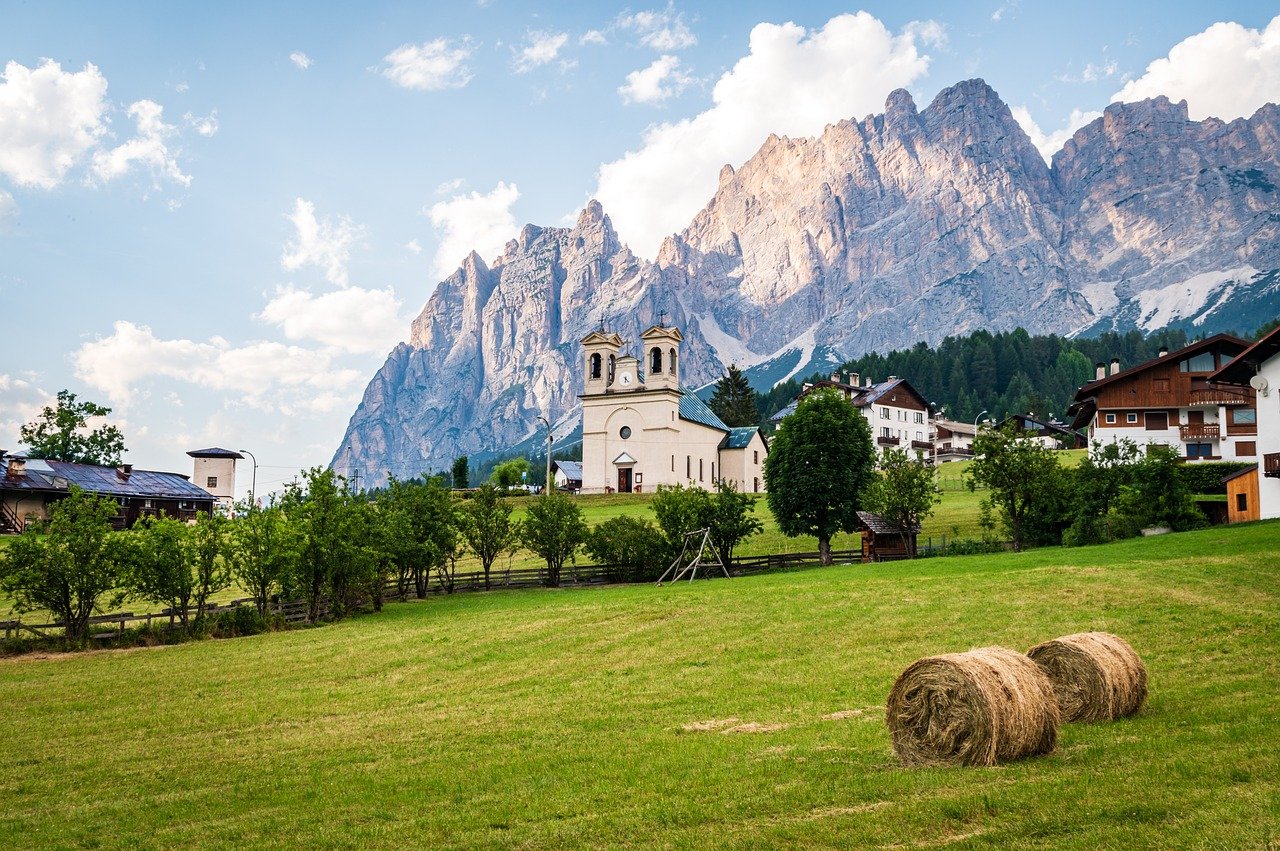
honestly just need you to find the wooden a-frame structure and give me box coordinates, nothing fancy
[656,527,730,585]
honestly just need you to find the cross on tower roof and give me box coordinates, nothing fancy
[657,309,667,328]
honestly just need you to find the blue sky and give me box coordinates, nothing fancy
[3,1,1278,495]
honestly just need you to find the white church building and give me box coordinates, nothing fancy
[579,324,768,495]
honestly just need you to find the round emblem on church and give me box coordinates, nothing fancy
[619,426,632,439]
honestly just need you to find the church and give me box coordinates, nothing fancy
[579,324,768,495]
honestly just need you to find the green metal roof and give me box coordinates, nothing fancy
[678,389,730,432]
[721,426,760,449]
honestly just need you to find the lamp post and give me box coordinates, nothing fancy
[537,416,553,494]
[239,448,258,511]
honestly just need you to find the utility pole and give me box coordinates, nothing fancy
[351,468,362,495]
[537,415,552,494]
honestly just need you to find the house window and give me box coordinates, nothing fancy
[686,456,691,479]
[916,431,924,441]
[1186,443,1212,458]
[207,476,218,488]
[1153,377,1170,392]
[881,426,892,438]
[143,499,154,509]
[671,455,675,472]
[1126,413,1138,424]
[1105,413,1117,424]
[1232,408,1257,425]
[880,407,890,419]
[753,477,759,493]
[1236,441,1257,457]
[1179,352,1216,372]
[1145,412,1168,431]
[711,462,716,482]
[1237,493,1248,512]
[914,412,924,423]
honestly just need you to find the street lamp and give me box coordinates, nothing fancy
[536,416,553,494]
[974,410,988,432]
[239,448,258,511]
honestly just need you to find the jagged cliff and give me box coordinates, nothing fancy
[332,79,1280,483]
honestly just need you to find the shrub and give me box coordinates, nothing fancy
[585,517,668,583]
[212,606,266,638]
[1177,461,1255,495]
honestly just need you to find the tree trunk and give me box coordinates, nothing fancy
[818,535,832,566]
[483,561,491,591]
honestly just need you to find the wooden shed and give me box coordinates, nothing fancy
[1224,465,1260,523]
[855,511,920,562]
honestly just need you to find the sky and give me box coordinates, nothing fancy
[3,1,1279,497]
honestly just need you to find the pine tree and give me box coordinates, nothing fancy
[709,364,759,427]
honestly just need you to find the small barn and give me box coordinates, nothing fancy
[1224,465,1260,523]
[855,511,921,561]
[552,460,583,492]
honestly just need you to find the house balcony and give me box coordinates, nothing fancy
[1265,452,1280,479]
[1189,387,1253,406]
[911,440,933,450]
[1179,423,1220,441]
[876,436,900,447]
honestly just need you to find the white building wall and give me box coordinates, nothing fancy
[193,457,237,508]
[1257,357,1280,519]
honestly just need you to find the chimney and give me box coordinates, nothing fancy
[7,457,25,478]
[830,372,840,383]
[116,463,133,481]
[865,376,873,387]
[1158,346,1168,358]
[1110,358,1120,376]
[848,372,859,387]
[1095,362,1106,381]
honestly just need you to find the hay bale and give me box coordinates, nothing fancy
[1027,632,1147,722]
[885,647,1060,767]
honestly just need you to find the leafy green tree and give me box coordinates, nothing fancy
[458,484,515,590]
[189,511,232,629]
[651,483,714,561]
[764,389,876,564]
[1125,444,1207,532]
[584,516,667,582]
[1064,440,1142,546]
[229,500,299,617]
[0,487,127,642]
[283,467,352,622]
[520,492,588,587]
[867,447,939,558]
[967,425,1067,551]
[126,517,198,632]
[451,455,470,489]
[706,479,763,564]
[491,457,531,490]
[19,390,126,465]
[709,364,760,427]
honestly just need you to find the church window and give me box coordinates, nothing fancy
[590,353,601,379]
[669,348,676,375]
[753,451,758,464]
[699,459,704,481]
[608,354,616,383]
[671,455,675,471]
[650,346,663,374]
[711,462,716,482]
[686,456,691,479]
[620,426,632,439]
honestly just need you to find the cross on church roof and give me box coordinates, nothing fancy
[657,309,667,328]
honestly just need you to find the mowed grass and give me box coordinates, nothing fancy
[1,521,1277,848]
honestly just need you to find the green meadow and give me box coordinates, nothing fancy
[1,520,1276,848]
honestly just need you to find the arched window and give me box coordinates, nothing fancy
[589,352,602,379]
[650,346,663,374]
[669,347,677,375]
[607,354,616,384]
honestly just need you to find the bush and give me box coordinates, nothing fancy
[1177,461,1255,495]
[585,517,668,583]
[212,606,266,638]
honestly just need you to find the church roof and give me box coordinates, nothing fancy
[721,426,763,449]
[679,389,730,432]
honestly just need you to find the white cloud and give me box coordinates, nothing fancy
[580,30,608,46]
[991,2,1017,23]
[427,181,520,279]
[175,82,189,93]
[405,238,422,254]
[280,198,362,287]
[1011,106,1103,161]
[73,321,362,410]
[91,99,191,187]
[0,188,15,225]
[514,31,569,73]
[618,4,697,51]
[619,55,694,105]
[381,39,474,90]
[435,177,466,194]
[290,51,312,70]
[0,373,54,449]
[257,285,404,355]
[184,110,219,137]
[0,59,109,189]
[594,12,939,257]
[1082,60,1117,83]
[1112,15,1280,121]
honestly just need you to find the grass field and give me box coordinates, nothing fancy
[1,520,1277,848]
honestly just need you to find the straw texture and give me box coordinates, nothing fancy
[1027,632,1147,722]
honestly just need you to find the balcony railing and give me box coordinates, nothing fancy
[1179,423,1220,440]
[1266,452,1280,479]
[1189,387,1253,406]
[876,436,900,447]
[911,440,933,450]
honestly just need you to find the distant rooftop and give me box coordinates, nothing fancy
[186,448,244,459]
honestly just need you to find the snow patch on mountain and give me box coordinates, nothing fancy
[1133,266,1256,330]
[696,314,762,369]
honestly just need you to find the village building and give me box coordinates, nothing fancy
[187,447,242,513]
[579,324,768,495]
[771,373,934,461]
[1067,334,1257,462]
[932,418,979,462]
[551,460,583,491]
[855,511,920,561]
[0,452,215,533]
[1210,324,1280,521]
[996,413,1087,449]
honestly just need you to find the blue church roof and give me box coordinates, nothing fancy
[721,426,761,449]
[678,389,730,432]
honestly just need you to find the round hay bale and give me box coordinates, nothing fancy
[885,646,1060,767]
[1027,632,1147,722]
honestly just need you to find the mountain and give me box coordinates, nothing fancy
[332,79,1280,484]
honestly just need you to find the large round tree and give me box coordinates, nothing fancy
[764,388,876,564]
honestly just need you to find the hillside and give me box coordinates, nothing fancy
[2,523,1277,848]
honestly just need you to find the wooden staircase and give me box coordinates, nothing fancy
[0,501,23,534]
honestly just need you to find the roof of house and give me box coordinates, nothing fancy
[1000,413,1082,440]
[1,456,215,500]
[935,419,979,436]
[1222,464,1259,484]
[679,389,730,432]
[1211,323,1280,384]
[186,447,244,459]
[856,510,921,536]
[553,460,583,480]
[1071,333,1251,402]
[720,426,764,450]
[772,377,932,424]
[768,400,797,423]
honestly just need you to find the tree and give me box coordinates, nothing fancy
[228,501,299,617]
[19,390,126,465]
[189,511,232,629]
[0,487,127,642]
[651,483,713,561]
[867,448,939,558]
[967,425,1067,551]
[1064,440,1142,546]
[491,457,531,490]
[1125,443,1206,532]
[709,364,760,427]
[764,389,876,564]
[706,479,763,564]
[520,492,588,587]
[126,517,198,632]
[458,484,515,590]
[283,467,352,622]
[584,516,667,582]
[451,455,470,490]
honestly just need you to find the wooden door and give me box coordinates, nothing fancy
[618,468,632,493]
[1187,410,1204,425]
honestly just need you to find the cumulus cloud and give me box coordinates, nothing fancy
[0,59,109,189]
[290,51,312,70]
[619,55,694,104]
[1112,15,1280,121]
[580,30,608,46]
[280,198,362,287]
[91,100,190,187]
[0,188,15,225]
[594,12,939,257]
[514,31,569,73]
[0,373,54,448]
[618,4,697,51]
[405,238,422,254]
[73,321,362,411]
[427,181,520,279]
[184,110,219,137]
[1010,105,1102,161]
[257,285,405,354]
[381,39,474,90]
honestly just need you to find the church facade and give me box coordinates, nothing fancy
[579,324,768,495]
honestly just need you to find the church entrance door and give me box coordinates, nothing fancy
[617,467,633,493]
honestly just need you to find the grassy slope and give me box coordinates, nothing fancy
[1,521,1277,849]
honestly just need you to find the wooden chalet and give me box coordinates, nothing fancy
[997,413,1087,449]
[855,511,920,561]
